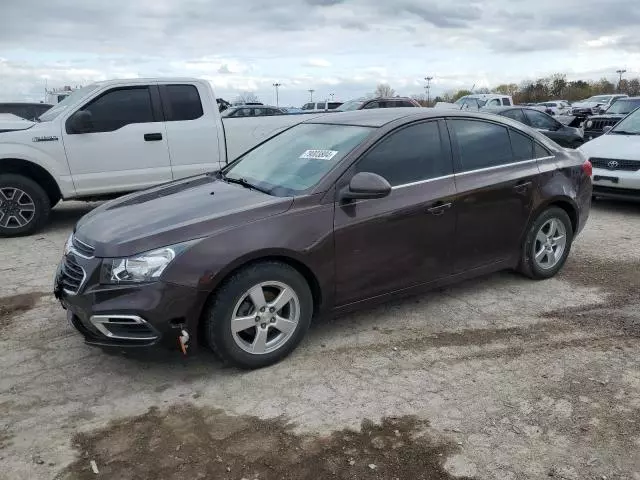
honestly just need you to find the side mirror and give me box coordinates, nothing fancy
[68,110,93,134]
[340,172,391,201]
[603,125,613,134]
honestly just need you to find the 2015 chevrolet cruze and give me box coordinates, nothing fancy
[55,109,592,369]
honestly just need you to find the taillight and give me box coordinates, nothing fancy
[582,159,593,177]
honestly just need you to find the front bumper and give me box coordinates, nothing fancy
[592,167,640,200]
[54,256,206,350]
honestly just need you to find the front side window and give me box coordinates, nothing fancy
[328,102,342,110]
[448,119,513,171]
[487,99,501,107]
[164,84,203,121]
[302,103,314,110]
[224,123,373,195]
[75,87,154,133]
[356,122,450,186]
[363,101,379,109]
[524,110,558,130]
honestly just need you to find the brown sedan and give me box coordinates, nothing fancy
[55,109,592,369]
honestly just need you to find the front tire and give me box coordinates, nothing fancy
[204,261,313,369]
[519,207,574,279]
[0,174,51,237]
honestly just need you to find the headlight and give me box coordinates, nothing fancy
[100,241,197,284]
[586,120,593,128]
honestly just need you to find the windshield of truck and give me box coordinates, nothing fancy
[585,95,611,104]
[222,123,373,195]
[37,85,101,122]
[336,100,365,111]
[454,97,486,108]
[610,108,640,135]
[604,99,640,115]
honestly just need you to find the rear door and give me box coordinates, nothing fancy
[63,85,172,195]
[446,118,539,272]
[159,83,224,178]
[334,120,456,305]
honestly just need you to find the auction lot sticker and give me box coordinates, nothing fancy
[300,149,338,160]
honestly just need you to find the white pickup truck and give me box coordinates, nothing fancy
[0,78,323,237]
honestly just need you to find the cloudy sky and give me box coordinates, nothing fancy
[1,0,639,106]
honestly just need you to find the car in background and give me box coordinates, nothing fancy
[485,106,584,148]
[336,97,420,111]
[580,107,640,201]
[55,108,592,368]
[0,102,53,121]
[436,94,514,110]
[221,105,287,117]
[280,107,306,114]
[571,94,628,117]
[536,101,571,116]
[301,101,343,112]
[582,97,640,140]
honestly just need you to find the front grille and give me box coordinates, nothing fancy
[71,236,95,258]
[585,119,620,132]
[590,158,640,172]
[60,255,86,294]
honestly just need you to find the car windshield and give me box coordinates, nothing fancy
[336,100,365,111]
[604,99,640,115]
[610,108,640,135]
[585,95,611,103]
[37,84,100,122]
[222,123,373,195]
[455,97,486,108]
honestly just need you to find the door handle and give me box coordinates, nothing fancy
[144,133,163,141]
[427,202,452,215]
[513,181,532,193]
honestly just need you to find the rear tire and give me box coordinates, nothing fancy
[0,174,51,237]
[203,261,313,369]
[519,207,574,280]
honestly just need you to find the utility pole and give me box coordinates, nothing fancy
[273,83,282,107]
[424,76,433,105]
[308,89,315,102]
[616,69,627,92]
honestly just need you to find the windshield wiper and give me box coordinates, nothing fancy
[218,172,271,194]
[610,130,640,135]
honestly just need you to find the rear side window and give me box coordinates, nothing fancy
[164,84,203,121]
[502,98,511,106]
[509,130,534,161]
[535,143,551,158]
[356,122,451,186]
[500,109,527,124]
[77,87,154,133]
[448,119,513,171]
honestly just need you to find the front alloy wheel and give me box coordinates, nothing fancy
[0,187,36,229]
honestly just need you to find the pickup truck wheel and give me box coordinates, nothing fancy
[204,261,313,369]
[0,174,51,237]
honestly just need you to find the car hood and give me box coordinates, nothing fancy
[572,101,601,109]
[74,175,294,257]
[579,134,640,161]
[0,116,35,132]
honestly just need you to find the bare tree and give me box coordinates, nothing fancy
[235,92,260,104]
[373,84,396,97]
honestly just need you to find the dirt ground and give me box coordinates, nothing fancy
[1,199,639,480]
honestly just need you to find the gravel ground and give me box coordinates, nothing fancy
[0,199,639,480]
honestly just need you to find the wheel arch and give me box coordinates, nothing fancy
[0,158,63,206]
[536,196,579,234]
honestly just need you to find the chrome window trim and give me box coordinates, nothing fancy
[455,156,552,177]
[391,173,455,190]
[89,314,160,341]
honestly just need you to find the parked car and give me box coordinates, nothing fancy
[221,105,287,117]
[582,97,640,140]
[54,109,592,369]
[536,101,570,116]
[435,94,514,110]
[580,106,640,200]
[571,94,628,117]
[0,78,325,236]
[485,106,584,148]
[336,97,420,111]
[301,101,343,112]
[0,102,53,121]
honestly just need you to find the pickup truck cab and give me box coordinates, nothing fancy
[435,94,514,111]
[0,78,320,236]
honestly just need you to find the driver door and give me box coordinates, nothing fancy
[333,120,457,306]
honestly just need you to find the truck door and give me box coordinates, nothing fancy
[62,85,172,196]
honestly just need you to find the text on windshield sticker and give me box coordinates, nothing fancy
[300,149,338,160]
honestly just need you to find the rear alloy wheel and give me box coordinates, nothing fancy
[520,207,574,279]
[204,262,313,369]
[0,174,51,237]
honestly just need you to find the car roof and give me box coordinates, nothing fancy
[307,108,527,127]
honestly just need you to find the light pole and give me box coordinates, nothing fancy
[273,83,282,107]
[424,76,433,105]
[330,93,335,101]
[308,89,315,102]
[616,69,627,92]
